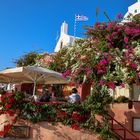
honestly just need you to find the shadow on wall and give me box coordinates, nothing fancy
[40,122,72,140]
[133,84,140,101]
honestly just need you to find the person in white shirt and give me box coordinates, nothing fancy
[68,88,81,103]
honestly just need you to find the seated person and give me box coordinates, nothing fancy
[39,88,50,102]
[48,86,56,101]
[67,88,81,103]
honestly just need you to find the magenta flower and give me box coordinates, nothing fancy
[112,32,118,36]
[85,67,92,75]
[107,23,113,29]
[106,35,112,42]
[130,63,137,69]
[125,46,129,49]
[95,22,101,28]
[124,37,128,44]
[103,52,109,57]
[98,80,104,86]
[116,13,123,20]
[62,69,71,77]
[125,27,140,35]
[99,59,108,65]
[97,69,106,75]
[120,83,125,88]
[106,81,116,90]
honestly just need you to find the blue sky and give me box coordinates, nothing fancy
[0,0,136,70]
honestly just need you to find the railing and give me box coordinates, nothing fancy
[107,114,139,140]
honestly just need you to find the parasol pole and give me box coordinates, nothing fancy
[74,14,77,37]
[33,81,36,96]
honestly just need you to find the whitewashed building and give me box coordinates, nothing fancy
[123,0,140,22]
[54,21,78,52]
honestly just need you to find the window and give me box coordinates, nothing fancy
[134,10,137,13]
[132,117,140,132]
[60,41,63,49]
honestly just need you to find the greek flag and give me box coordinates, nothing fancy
[75,14,88,21]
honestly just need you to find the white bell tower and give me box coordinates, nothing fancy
[60,21,68,35]
[54,21,77,52]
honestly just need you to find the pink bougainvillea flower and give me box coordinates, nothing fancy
[95,63,107,75]
[103,52,109,57]
[98,80,104,86]
[125,27,140,35]
[107,23,112,29]
[124,37,129,44]
[116,13,123,20]
[84,67,92,76]
[120,83,125,88]
[130,63,137,70]
[112,32,118,36]
[97,70,105,75]
[62,69,71,78]
[125,45,129,49]
[99,59,108,65]
[106,81,116,90]
[95,22,101,28]
[106,35,112,42]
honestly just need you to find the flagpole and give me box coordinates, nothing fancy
[74,14,77,37]
[74,14,88,37]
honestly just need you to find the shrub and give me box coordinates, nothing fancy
[115,96,129,103]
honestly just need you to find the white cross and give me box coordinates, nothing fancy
[76,15,81,19]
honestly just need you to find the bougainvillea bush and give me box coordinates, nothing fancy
[0,91,25,137]
[44,18,140,139]
[46,20,140,86]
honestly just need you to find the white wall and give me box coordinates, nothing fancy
[54,34,75,52]
[123,0,140,22]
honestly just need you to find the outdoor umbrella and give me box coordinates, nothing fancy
[0,66,69,95]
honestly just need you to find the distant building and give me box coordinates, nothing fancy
[123,0,140,22]
[54,21,78,52]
